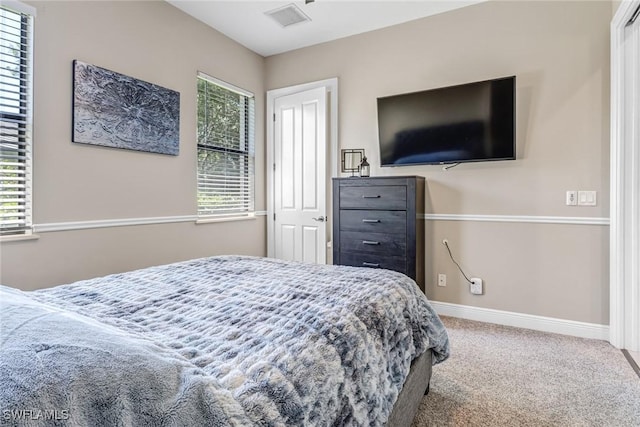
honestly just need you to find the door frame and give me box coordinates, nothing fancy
[266,78,339,258]
[610,1,640,350]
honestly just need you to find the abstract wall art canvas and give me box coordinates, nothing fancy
[72,60,180,155]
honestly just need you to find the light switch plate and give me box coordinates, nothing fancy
[578,191,597,206]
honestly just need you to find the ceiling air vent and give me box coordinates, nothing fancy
[265,3,311,28]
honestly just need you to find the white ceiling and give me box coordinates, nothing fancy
[167,1,484,57]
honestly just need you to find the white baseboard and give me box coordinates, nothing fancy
[430,301,610,341]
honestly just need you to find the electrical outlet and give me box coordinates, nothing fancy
[566,191,577,206]
[438,273,447,287]
[470,277,483,295]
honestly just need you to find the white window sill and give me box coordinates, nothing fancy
[1,233,40,243]
[196,214,257,225]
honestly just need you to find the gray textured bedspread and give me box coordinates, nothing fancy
[0,255,449,426]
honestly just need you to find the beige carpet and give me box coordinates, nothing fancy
[412,316,640,426]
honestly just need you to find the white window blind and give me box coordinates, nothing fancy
[197,73,255,217]
[0,4,33,236]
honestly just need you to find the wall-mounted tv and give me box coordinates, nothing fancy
[377,76,515,166]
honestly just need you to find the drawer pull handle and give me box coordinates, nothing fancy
[362,195,381,199]
[362,219,380,223]
[362,240,380,245]
[362,262,380,267]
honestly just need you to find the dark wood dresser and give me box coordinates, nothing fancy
[332,176,425,290]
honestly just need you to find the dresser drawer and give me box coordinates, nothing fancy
[339,185,406,210]
[340,231,406,255]
[339,210,406,233]
[339,252,407,274]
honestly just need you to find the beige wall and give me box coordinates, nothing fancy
[1,0,612,325]
[265,0,611,324]
[0,1,267,289]
[1,220,266,289]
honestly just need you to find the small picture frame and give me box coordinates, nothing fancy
[341,149,364,177]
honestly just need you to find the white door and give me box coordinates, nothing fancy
[611,1,640,353]
[273,87,327,263]
[623,9,640,354]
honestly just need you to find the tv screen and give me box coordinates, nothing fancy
[377,76,515,166]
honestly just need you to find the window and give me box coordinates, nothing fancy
[197,73,255,218]
[0,2,33,236]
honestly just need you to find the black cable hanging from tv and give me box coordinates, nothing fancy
[628,5,640,25]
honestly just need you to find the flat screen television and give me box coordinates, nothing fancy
[377,76,515,166]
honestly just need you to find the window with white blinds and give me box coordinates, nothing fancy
[0,3,33,236]
[197,73,255,217]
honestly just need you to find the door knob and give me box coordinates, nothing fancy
[312,216,326,222]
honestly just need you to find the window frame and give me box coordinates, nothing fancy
[196,72,255,220]
[0,1,35,239]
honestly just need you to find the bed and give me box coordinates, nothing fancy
[0,255,449,426]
